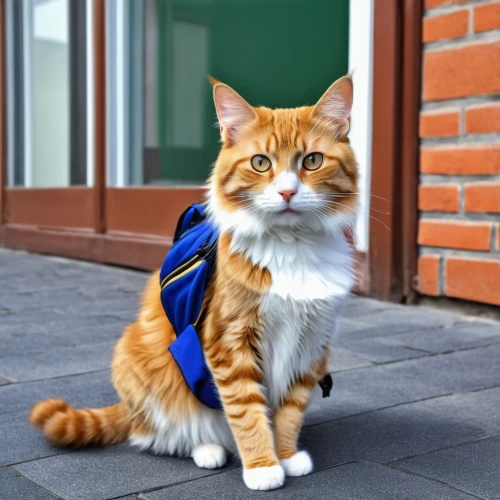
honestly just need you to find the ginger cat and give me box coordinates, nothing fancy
[30,76,358,491]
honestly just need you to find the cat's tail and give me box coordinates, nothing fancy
[29,399,131,448]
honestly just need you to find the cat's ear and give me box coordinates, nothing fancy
[211,78,257,143]
[312,75,353,137]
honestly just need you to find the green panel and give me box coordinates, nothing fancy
[156,0,349,184]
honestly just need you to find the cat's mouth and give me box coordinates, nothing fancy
[280,208,300,215]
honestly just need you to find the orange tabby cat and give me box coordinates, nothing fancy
[30,76,358,490]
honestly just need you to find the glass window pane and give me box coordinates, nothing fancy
[119,0,349,186]
[32,0,71,187]
[5,0,88,187]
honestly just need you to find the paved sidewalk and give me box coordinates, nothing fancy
[1,249,500,500]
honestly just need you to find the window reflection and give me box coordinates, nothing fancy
[5,0,88,187]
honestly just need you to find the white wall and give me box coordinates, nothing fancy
[348,0,374,253]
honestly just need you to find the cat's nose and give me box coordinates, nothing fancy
[278,189,297,203]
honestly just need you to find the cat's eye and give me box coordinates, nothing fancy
[251,155,272,172]
[302,152,323,171]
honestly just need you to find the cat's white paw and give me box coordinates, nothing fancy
[280,451,313,477]
[243,464,285,490]
[192,443,227,469]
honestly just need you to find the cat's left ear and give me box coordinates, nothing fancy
[312,75,353,137]
[210,77,257,144]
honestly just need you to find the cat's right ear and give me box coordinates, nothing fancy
[312,75,353,138]
[210,78,257,144]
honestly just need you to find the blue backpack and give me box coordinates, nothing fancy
[160,204,221,409]
[160,204,333,410]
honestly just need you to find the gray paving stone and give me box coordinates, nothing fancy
[0,309,127,331]
[386,321,500,354]
[0,315,126,344]
[5,271,144,292]
[337,316,372,334]
[395,435,500,500]
[0,466,59,500]
[144,462,476,500]
[0,409,65,466]
[60,298,139,319]
[0,277,73,293]
[14,444,236,500]
[0,369,117,416]
[1,327,100,357]
[0,288,97,311]
[2,294,139,321]
[344,307,460,341]
[328,346,373,372]
[0,325,126,362]
[304,387,500,467]
[50,322,126,348]
[337,336,426,363]
[344,296,403,316]
[305,343,500,424]
[0,341,116,381]
[0,269,73,287]
[76,283,146,300]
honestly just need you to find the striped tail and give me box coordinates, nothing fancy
[30,399,131,448]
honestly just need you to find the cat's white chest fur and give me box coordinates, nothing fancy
[231,228,354,407]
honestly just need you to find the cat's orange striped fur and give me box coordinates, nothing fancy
[30,76,358,490]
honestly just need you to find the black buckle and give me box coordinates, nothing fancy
[318,374,333,398]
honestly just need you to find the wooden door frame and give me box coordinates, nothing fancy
[369,0,422,302]
[0,0,423,299]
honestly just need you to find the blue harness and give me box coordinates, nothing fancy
[160,204,333,410]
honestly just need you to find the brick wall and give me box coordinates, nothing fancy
[418,0,500,307]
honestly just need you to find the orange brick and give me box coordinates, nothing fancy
[465,105,500,134]
[464,184,500,213]
[420,147,500,175]
[425,0,449,7]
[419,184,459,212]
[425,0,468,8]
[445,257,500,306]
[423,11,468,43]
[418,220,492,250]
[418,254,441,296]
[423,43,500,101]
[420,111,460,137]
[474,2,500,33]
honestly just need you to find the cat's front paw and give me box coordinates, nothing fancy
[192,443,227,469]
[243,465,285,490]
[280,450,313,476]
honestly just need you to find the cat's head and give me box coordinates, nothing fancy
[208,76,358,236]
